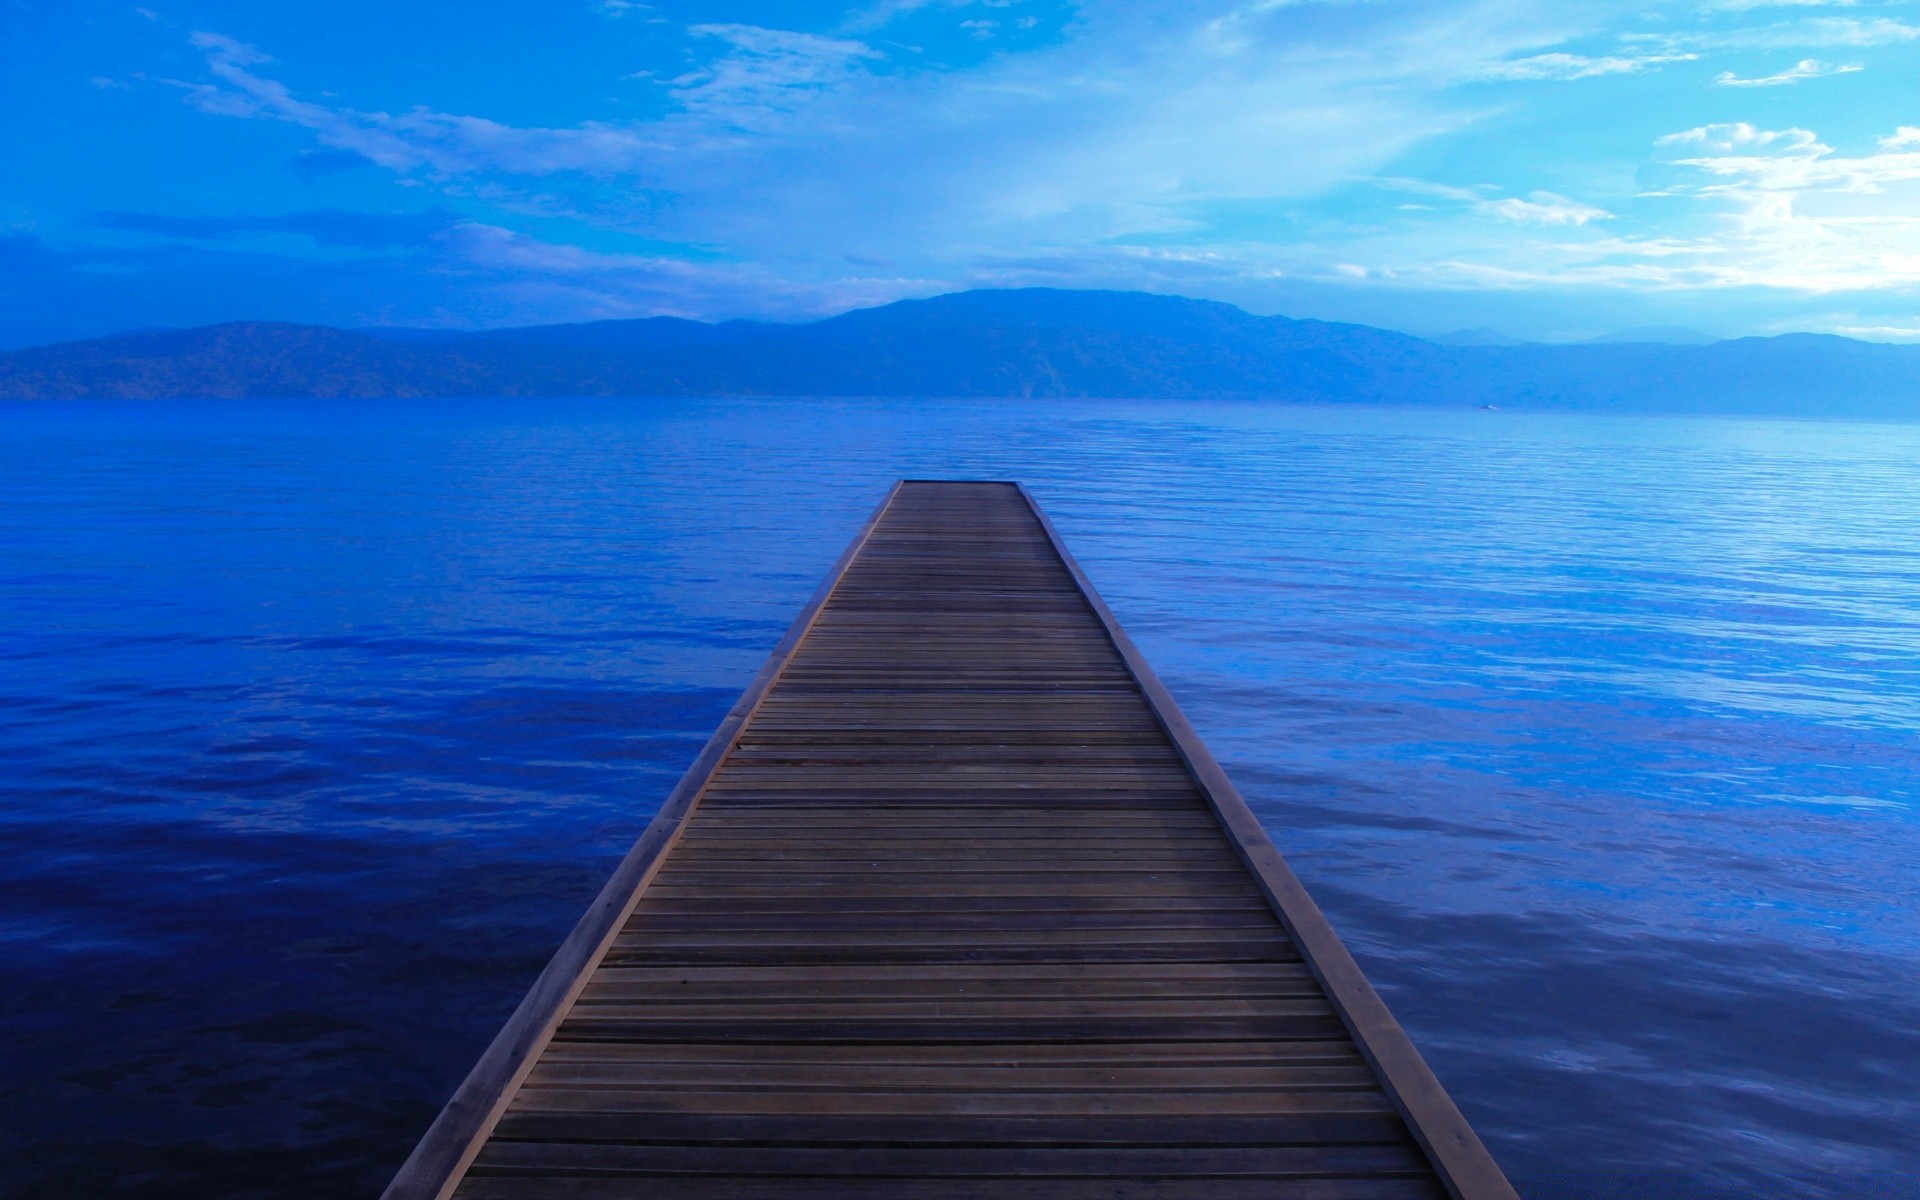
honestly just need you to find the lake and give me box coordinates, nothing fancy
[2,397,1917,1198]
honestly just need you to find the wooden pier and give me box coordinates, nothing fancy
[385,480,1516,1200]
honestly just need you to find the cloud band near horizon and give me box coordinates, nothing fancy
[6,0,1920,347]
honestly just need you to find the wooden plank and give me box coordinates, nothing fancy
[580,968,1323,996]
[579,960,1319,984]
[518,1062,1379,1088]
[454,1178,1445,1200]
[464,1141,1434,1176]
[497,1088,1392,1118]
[477,1110,1411,1144]
[637,905,1275,921]
[534,1039,1369,1067]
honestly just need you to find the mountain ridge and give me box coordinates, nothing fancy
[1,288,1914,417]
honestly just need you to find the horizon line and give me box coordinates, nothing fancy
[7,286,1915,354]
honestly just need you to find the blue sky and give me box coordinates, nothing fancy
[5,0,1920,346]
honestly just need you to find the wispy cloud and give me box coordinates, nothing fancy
[1632,16,1920,50]
[170,3,1557,246]
[841,0,1026,34]
[440,222,949,322]
[91,208,462,249]
[1377,179,1612,225]
[1475,51,1696,81]
[174,32,665,176]
[1706,0,1860,10]
[670,25,882,130]
[176,24,883,175]
[1714,58,1862,85]
[1482,192,1612,225]
[1829,323,1920,342]
[1657,122,1826,158]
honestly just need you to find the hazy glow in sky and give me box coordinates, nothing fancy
[5,0,1920,344]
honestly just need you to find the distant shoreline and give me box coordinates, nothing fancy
[2,287,1915,418]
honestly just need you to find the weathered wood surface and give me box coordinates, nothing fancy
[386,480,1515,1200]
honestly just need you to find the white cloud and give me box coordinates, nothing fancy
[671,25,882,129]
[1482,192,1612,224]
[1707,0,1859,10]
[841,0,1019,33]
[1635,16,1920,50]
[1770,17,1919,46]
[172,55,662,175]
[1476,51,1696,81]
[437,222,951,322]
[1830,324,1920,341]
[1657,122,1825,157]
[1376,177,1492,204]
[174,26,878,175]
[1657,122,1920,194]
[1714,58,1862,85]
[841,0,940,32]
[187,30,270,67]
[1595,122,1920,293]
[1377,178,1610,225]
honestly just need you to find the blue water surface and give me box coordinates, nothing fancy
[1,397,1917,1198]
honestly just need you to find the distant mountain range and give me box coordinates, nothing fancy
[1,288,1914,418]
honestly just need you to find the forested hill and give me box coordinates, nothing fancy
[2,288,1915,418]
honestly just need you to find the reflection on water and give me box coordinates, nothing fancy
[1,397,1917,1198]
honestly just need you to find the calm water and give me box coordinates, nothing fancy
[2,398,1917,1198]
